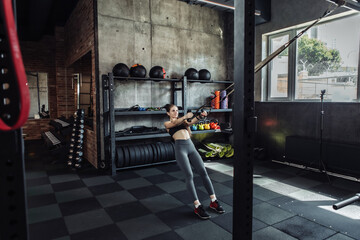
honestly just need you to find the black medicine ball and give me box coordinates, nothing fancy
[130,64,147,78]
[198,69,211,80]
[112,63,130,77]
[149,66,166,79]
[184,68,199,80]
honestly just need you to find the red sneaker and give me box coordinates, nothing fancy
[194,205,211,220]
[210,200,225,213]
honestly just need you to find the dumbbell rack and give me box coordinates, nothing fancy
[67,109,85,169]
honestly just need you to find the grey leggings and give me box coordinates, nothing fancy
[174,139,215,201]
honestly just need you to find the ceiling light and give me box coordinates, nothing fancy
[196,0,262,15]
[196,0,235,10]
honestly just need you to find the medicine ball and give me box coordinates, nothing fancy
[149,66,166,79]
[130,64,147,78]
[184,68,199,80]
[199,69,211,80]
[112,63,129,77]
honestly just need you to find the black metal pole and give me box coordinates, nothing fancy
[320,91,324,169]
[233,0,255,239]
[36,73,41,115]
[1,0,29,239]
[0,129,29,240]
[319,90,331,184]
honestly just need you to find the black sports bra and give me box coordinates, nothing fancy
[168,124,187,137]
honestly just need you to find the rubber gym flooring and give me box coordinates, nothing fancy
[25,140,360,240]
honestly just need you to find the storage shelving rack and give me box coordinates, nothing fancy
[102,72,233,175]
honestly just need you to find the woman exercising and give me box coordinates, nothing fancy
[164,104,224,219]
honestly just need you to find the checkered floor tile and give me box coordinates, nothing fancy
[24,141,360,240]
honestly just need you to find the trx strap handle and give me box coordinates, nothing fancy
[0,0,29,131]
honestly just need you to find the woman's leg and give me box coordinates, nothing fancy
[187,141,225,214]
[175,141,199,202]
[188,142,215,196]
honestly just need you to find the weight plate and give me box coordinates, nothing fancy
[99,161,106,169]
[162,142,168,162]
[158,142,165,162]
[148,144,154,164]
[133,145,140,166]
[134,145,140,166]
[162,142,169,162]
[123,146,130,167]
[138,144,145,165]
[154,143,160,163]
[150,143,157,163]
[146,144,154,164]
[163,143,170,161]
[165,142,171,160]
[170,142,175,159]
[134,145,141,166]
[128,145,136,166]
[139,144,145,165]
[145,144,151,164]
[116,146,124,168]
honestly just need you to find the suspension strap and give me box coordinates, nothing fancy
[255,3,343,73]
[0,0,29,131]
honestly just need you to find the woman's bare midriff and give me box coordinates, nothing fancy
[172,129,190,140]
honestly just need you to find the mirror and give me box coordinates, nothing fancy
[73,72,92,117]
[69,51,93,129]
[27,72,49,119]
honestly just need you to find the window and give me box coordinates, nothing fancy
[269,34,289,98]
[266,13,360,101]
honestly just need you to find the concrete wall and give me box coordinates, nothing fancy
[254,0,350,101]
[97,0,229,130]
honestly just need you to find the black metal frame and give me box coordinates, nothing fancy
[233,0,255,239]
[319,90,331,184]
[0,129,29,240]
[102,74,234,175]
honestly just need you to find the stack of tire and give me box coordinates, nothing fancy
[116,142,175,168]
[67,109,85,169]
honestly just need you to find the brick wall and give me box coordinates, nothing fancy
[56,27,76,118]
[64,0,98,168]
[22,119,52,140]
[20,0,98,168]
[65,0,95,66]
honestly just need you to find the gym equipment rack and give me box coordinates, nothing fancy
[102,73,233,175]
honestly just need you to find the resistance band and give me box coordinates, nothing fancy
[0,0,30,131]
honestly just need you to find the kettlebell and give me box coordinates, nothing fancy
[210,119,218,129]
[190,124,198,131]
[204,120,211,130]
[198,121,205,130]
